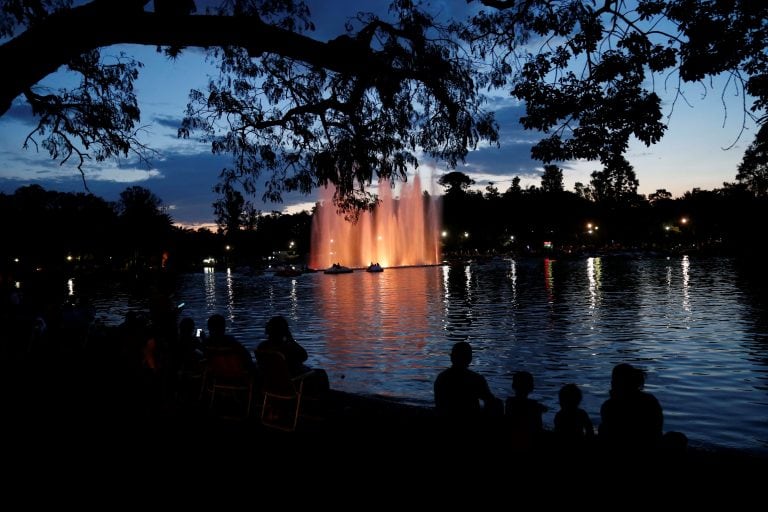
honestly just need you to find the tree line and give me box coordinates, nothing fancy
[2,168,766,281]
[0,184,312,275]
[439,168,767,257]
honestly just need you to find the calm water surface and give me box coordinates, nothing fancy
[87,256,768,454]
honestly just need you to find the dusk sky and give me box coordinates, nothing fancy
[0,1,758,228]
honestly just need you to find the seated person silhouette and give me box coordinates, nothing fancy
[256,315,329,393]
[434,341,501,418]
[599,363,663,452]
[203,313,255,372]
[554,383,595,447]
[170,317,204,373]
[505,370,547,434]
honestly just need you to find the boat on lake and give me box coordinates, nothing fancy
[324,263,353,274]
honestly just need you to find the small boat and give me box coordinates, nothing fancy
[366,263,384,273]
[275,265,302,277]
[324,263,353,274]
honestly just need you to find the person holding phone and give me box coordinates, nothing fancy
[170,317,204,378]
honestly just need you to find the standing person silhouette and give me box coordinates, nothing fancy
[434,341,501,418]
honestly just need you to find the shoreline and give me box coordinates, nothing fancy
[2,326,765,463]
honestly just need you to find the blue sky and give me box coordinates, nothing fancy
[0,1,758,228]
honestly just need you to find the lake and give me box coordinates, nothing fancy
[86,255,768,454]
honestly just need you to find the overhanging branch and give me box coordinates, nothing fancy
[0,2,379,116]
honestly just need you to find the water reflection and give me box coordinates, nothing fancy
[204,266,216,309]
[84,257,768,453]
[508,258,517,304]
[289,277,298,318]
[682,255,691,314]
[544,258,554,304]
[315,268,435,396]
[586,257,602,319]
[442,264,475,342]
[226,267,234,320]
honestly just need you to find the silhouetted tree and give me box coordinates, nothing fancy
[589,156,640,204]
[574,182,588,200]
[213,186,246,236]
[648,189,673,203]
[484,182,500,200]
[540,164,564,193]
[736,127,768,197]
[504,176,522,199]
[3,1,766,218]
[438,171,475,197]
[0,0,496,213]
[465,0,768,171]
[116,186,173,269]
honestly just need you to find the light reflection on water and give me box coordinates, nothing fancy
[88,256,768,454]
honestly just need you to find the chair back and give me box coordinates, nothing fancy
[201,345,254,417]
[255,349,299,397]
[205,347,250,381]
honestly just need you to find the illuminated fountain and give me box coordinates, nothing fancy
[309,174,442,269]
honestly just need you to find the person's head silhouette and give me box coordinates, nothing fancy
[559,383,582,410]
[207,314,226,337]
[450,341,472,368]
[179,317,195,337]
[611,363,645,395]
[512,371,535,397]
[265,315,292,343]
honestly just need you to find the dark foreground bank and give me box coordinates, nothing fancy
[2,331,766,484]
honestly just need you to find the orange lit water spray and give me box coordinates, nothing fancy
[309,174,442,269]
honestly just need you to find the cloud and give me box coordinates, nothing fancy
[88,167,163,183]
[3,102,34,123]
[153,115,184,130]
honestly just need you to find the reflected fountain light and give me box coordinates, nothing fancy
[204,265,216,308]
[309,174,441,269]
[544,258,554,303]
[587,257,602,315]
[682,255,691,314]
[226,267,234,317]
[509,259,517,303]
